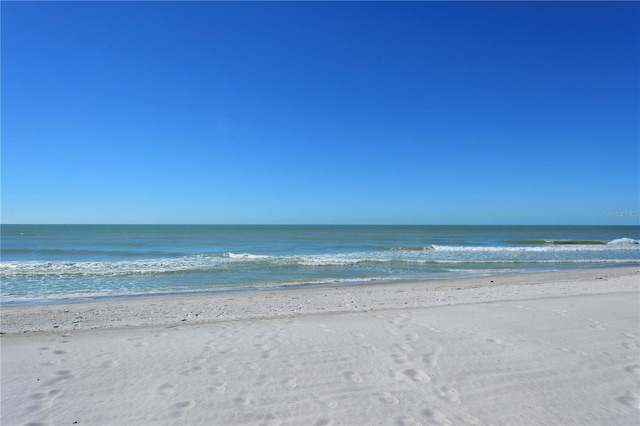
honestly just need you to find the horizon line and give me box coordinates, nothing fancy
[2,223,639,227]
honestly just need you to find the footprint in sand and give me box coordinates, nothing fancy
[392,353,410,365]
[624,365,640,376]
[616,391,640,409]
[395,415,420,426]
[255,344,280,359]
[315,396,338,409]
[421,407,452,425]
[207,382,227,394]
[170,400,195,417]
[396,343,413,353]
[375,391,400,405]
[422,347,442,367]
[234,393,253,406]
[620,332,639,340]
[156,383,176,396]
[405,333,419,342]
[357,341,377,350]
[622,341,640,350]
[26,389,63,414]
[281,377,297,390]
[587,319,605,331]
[44,370,75,387]
[261,348,280,359]
[173,400,195,410]
[207,365,226,375]
[436,385,460,404]
[192,354,210,365]
[219,346,239,355]
[394,368,431,384]
[100,359,118,369]
[259,413,283,426]
[344,371,363,383]
[461,413,481,425]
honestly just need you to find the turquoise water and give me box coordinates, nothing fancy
[1,225,638,305]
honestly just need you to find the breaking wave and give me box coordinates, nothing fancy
[2,242,638,278]
[509,238,638,246]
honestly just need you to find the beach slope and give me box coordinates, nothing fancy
[1,267,639,425]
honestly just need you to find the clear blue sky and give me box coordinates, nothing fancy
[2,1,638,225]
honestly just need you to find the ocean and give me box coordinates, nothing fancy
[1,225,638,305]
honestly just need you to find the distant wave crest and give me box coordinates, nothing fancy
[388,246,435,251]
[509,237,638,246]
[607,238,639,245]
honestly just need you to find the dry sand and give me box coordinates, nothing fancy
[1,267,639,425]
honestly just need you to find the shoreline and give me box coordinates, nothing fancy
[2,265,638,334]
[3,262,638,308]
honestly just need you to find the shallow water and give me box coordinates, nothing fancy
[2,225,638,304]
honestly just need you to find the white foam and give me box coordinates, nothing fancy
[607,238,639,245]
[429,244,640,252]
[1,241,639,279]
[223,252,272,260]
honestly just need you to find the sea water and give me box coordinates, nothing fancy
[1,225,638,305]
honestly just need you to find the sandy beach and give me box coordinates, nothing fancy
[1,267,639,425]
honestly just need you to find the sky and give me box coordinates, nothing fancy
[2,1,639,225]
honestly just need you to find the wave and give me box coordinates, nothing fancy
[425,245,640,253]
[2,248,638,278]
[222,252,273,260]
[509,238,638,245]
[608,238,639,245]
[509,239,605,245]
[388,246,435,251]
